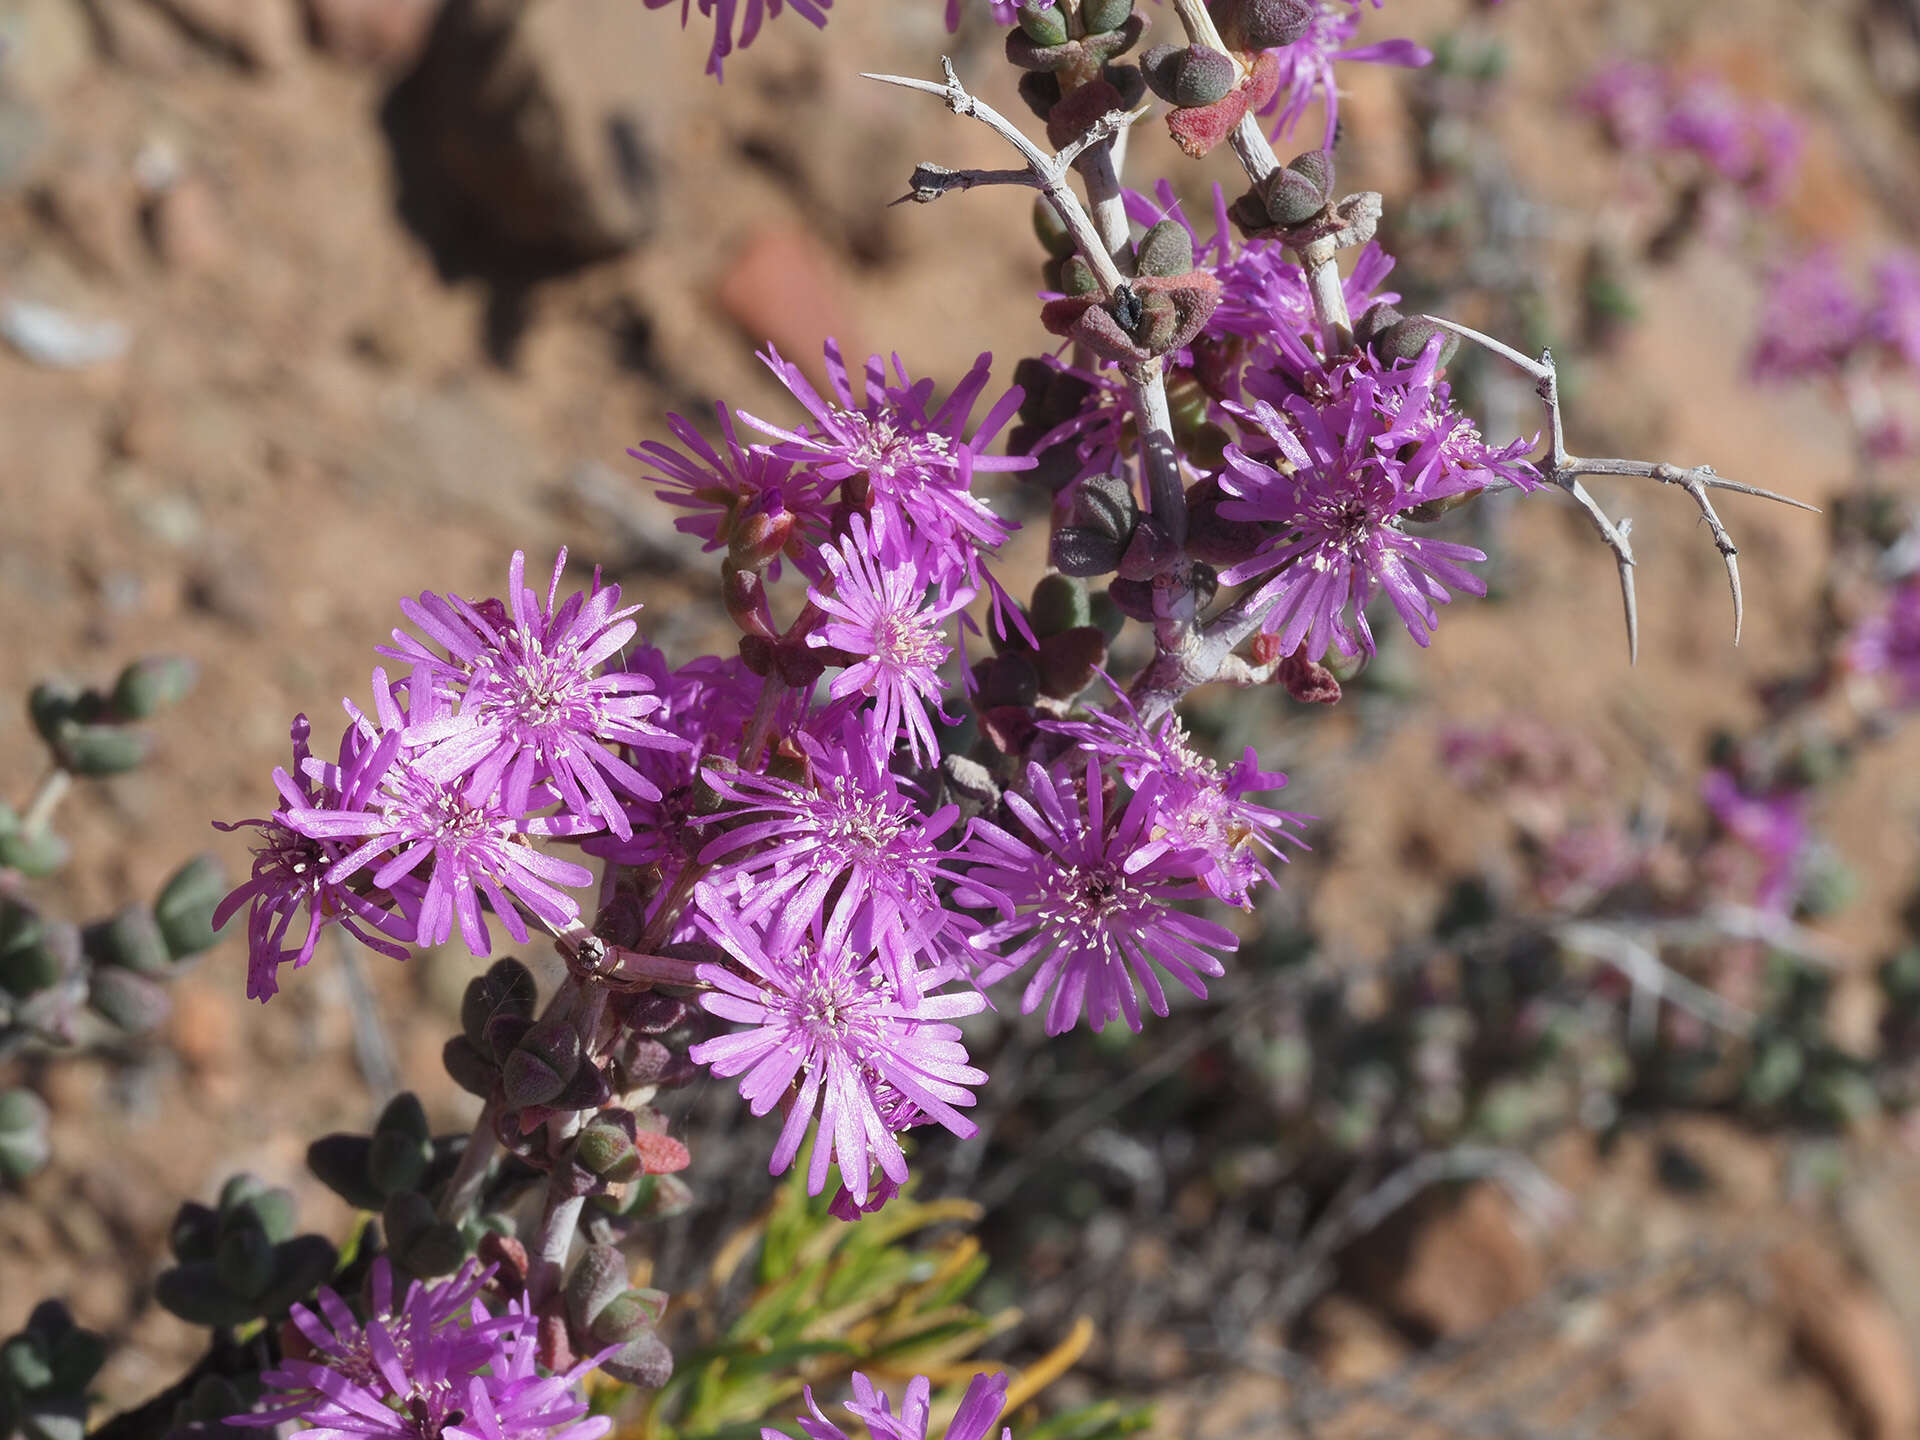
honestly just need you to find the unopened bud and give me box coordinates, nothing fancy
[1376,316,1460,368]
[1051,528,1123,578]
[600,1329,673,1389]
[1061,256,1099,296]
[1353,300,1404,349]
[727,495,794,571]
[1135,219,1196,278]
[575,1113,642,1184]
[721,561,776,640]
[504,1016,585,1109]
[1221,0,1313,50]
[1141,43,1236,108]
[1071,471,1138,542]
[565,1245,629,1331]
[0,826,70,879]
[1082,0,1133,34]
[1259,165,1328,227]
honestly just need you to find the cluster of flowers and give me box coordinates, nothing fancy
[1580,59,1804,212]
[240,1260,607,1440]
[1751,248,1920,423]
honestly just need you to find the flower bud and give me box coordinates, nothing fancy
[1259,159,1330,226]
[461,958,537,1051]
[503,1014,584,1109]
[720,560,776,640]
[1376,316,1460,368]
[0,1088,51,1183]
[574,1112,643,1184]
[1082,0,1132,34]
[1352,300,1404,349]
[109,657,197,721]
[1220,0,1313,50]
[222,1179,295,1245]
[1016,1,1068,47]
[86,966,170,1033]
[727,494,794,572]
[737,633,775,677]
[1060,255,1100,296]
[1135,219,1195,279]
[1030,573,1092,638]
[1134,290,1180,352]
[1071,471,1138,542]
[1141,44,1236,108]
[83,904,170,976]
[154,853,227,958]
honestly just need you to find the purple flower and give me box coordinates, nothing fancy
[1258,2,1432,148]
[1582,62,1803,207]
[808,515,971,765]
[1849,577,1920,706]
[740,342,1027,593]
[1752,249,1868,383]
[386,551,683,841]
[687,884,986,1204]
[1218,377,1488,659]
[769,1370,1011,1440]
[961,759,1240,1035]
[1700,769,1809,916]
[241,1259,609,1440]
[1371,338,1542,495]
[643,0,829,78]
[289,671,595,958]
[1046,700,1309,907]
[698,722,979,996]
[214,717,415,1003]
[628,405,833,580]
[1874,251,1920,373]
